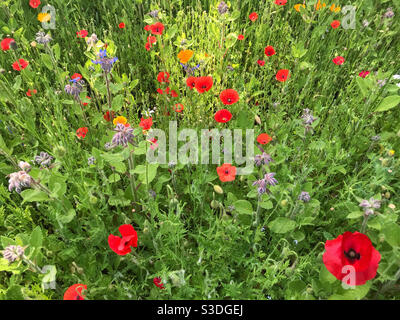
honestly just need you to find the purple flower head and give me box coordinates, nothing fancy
[8,171,32,193]
[301,108,316,125]
[218,1,229,15]
[298,191,311,202]
[264,172,278,186]
[3,245,24,263]
[111,123,134,147]
[35,152,53,167]
[252,178,267,195]
[92,49,118,73]
[254,153,273,167]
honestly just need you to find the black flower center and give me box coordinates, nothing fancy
[344,248,360,261]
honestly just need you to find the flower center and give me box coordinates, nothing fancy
[344,248,360,261]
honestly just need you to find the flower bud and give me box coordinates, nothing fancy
[210,200,220,209]
[213,185,223,194]
[89,195,98,204]
[280,199,288,207]
[385,192,391,199]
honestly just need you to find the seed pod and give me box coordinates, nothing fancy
[385,192,390,199]
[210,200,220,209]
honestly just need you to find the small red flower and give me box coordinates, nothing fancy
[144,25,151,31]
[157,88,164,95]
[168,89,178,98]
[71,73,82,81]
[275,0,287,5]
[147,36,157,45]
[257,133,272,145]
[217,163,237,182]
[238,34,244,40]
[257,60,265,66]
[323,231,381,286]
[63,284,87,300]
[331,20,340,29]
[150,22,164,35]
[12,59,29,71]
[103,111,115,122]
[359,70,370,78]
[174,103,184,112]
[186,76,197,90]
[194,76,213,94]
[145,42,151,51]
[82,96,91,106]
[26,89,37,97]
[220,89,239,105]
[108,224,138,256]
[119,22,125,29]
[153,277,165,289]
[76,127,88,139]
[157,71,170,83]
[76,30,88,38]
[333,56,345,65]
[249,12,258,22]
[29,0,40,8]
[139,117,153,131]
[1,38,15,51]
[214,109,232,123]
[276,69,290,82]
[264,46,276,56]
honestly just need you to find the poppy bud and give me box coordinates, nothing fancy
[254,115,261,125]
[213,185,223,194]
[280,199,288,207]
[211,200,220,209]
[169,198,178,207]
[89,195,98,204]
[385,192,390,199]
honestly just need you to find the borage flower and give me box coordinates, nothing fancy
[63,284,87,300]
[111,123,134,147]
[91,49,118,73]
[217,163,236,182]
[108,224,138,255]
[323,231,381,286]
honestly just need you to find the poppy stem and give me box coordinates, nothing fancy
[361,215,369,233]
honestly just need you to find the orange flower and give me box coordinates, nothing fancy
[294,4,306,12]
[217,163,237,182]
[330,4,341,12]
[177,49,194,64]
[113,116,127,126]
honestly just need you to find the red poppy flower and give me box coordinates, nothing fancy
[194,76,213,94]
[249,12,258,22]
[119,22,125,29]
[1,38,15,51]
[276,69,290,82]
[323,231,381,286]
[147,36,157,45]
[359,70,370,78]
[63,284,87,300]
[214,109,232,123]
[108,224,138,256]
[150,22,164,35]
[103,111,115,122]
[71,73,82,81]
[217,163,237,182]
[220,89,239,105]
[331,20,340,29]
[153,277,165,289]
[169,89,178,98]
[26,89,37,97]
[145,42,151,51]
[264,46,276,56]
[76,30,88,38]
[29,0,40,8]
[257,60,265,66]
[157,88,164,95]
[257,133,272,144]
[275,0,287,5]
[144,25,151,31]
[186,76,197,90]
[174,103,184,112]
[238,34,244,40]
[157,71,170,83]
[76,127,88,139]
[82,96,91,106]
[333,56,345,65]
[139,117,153,131]
[12,59,29,71]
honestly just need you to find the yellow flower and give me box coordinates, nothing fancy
[294,4,306,12]
[38,13,51,23]
[330,4,341,12]
[177,49,194,64]
[388,150,395,156]
[113,116,127,126]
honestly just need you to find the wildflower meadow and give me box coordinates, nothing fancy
[0,0,399,302]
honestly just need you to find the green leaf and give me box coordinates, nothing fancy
[108,173,121,183]
[30,226,43,248]
[57,209,76,224]
[329,282,371,300]
[269,217,296,233]
[376,95,400,112]
[41,53,53,70]
[233,200,253,215]
[20,189,49,203]
[347,211,364,219]
[381,223,400,247]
